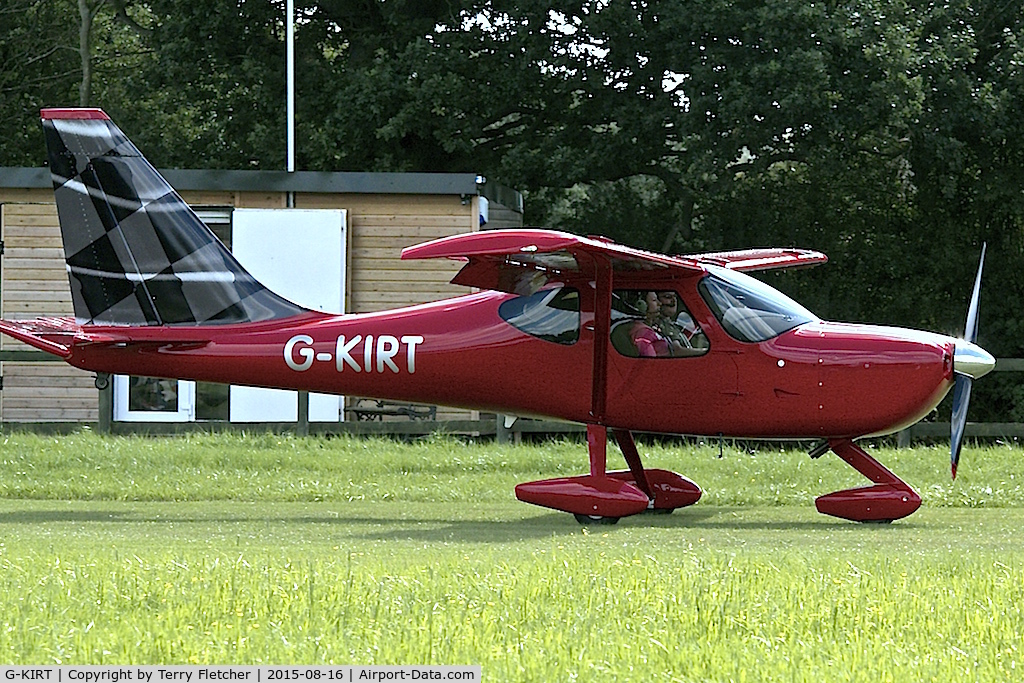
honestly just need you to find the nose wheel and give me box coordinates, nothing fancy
[813,439,921,522]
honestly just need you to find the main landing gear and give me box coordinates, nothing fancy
[812,438,921,523]
[514,424,702,524]
[515,432,918,525]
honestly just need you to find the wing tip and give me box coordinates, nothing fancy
[41,108,110,121]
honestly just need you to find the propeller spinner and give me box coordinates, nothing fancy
[950,244,995,478]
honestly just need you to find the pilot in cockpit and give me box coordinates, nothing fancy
[656,290,709,354]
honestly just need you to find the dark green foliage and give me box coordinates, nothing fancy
[0,1,79,166]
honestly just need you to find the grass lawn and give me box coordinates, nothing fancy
[0,431,1022,680]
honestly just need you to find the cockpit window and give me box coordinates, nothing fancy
[698,266,818,342]
[610,289,709,358]
[499,287,580,345]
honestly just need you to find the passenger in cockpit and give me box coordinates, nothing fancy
[626,291,672,357]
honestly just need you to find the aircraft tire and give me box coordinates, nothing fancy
[573,514,620,526]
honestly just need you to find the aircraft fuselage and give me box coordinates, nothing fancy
[64,286,955,439]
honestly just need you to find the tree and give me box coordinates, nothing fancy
[126,1,285,168]
[3,2,1023,356]
[281,0,933,253]
[0,0,152,164]
[0,0,79,165]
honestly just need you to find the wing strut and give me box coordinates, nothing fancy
[589,255,613,423]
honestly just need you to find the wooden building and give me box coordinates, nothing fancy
[0,167,523,427]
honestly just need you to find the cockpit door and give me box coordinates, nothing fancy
[601,285,739,434]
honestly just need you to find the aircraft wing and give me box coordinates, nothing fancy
[402,229,703,295]
[682,248,828,272]
[403,230,827,294]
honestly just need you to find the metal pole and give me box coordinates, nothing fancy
[287,0,308,433]
[286,0,295,180]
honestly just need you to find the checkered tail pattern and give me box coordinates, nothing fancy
[42,110,307,326]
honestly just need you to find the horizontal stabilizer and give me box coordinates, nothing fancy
[0,316,217,358]
[0,318,85,358]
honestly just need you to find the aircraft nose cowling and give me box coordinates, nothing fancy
[953,340,995,379]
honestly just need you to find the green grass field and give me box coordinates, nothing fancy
[1,431,1023,680]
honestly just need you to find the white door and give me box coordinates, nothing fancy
[229,208,347,422]
[113,376,196,422]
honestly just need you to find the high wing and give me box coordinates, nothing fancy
[402,229,701,295]
[402,229,827,293]
[683,248,828,272]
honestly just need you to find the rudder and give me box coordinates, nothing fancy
[41,108,306,326]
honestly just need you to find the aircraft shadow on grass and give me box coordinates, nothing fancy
[0,506,911,544]
[0,509,136,524]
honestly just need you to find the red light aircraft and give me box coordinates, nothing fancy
[0,108,996,524]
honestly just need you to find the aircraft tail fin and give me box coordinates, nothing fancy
[41,108,306,326]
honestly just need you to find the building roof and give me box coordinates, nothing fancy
[0,167,523,213]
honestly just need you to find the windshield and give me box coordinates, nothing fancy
[698,266,818,342]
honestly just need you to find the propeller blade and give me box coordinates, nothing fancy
[950,374,972,479]
[964,243,986,343]
[950,243,987,479]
